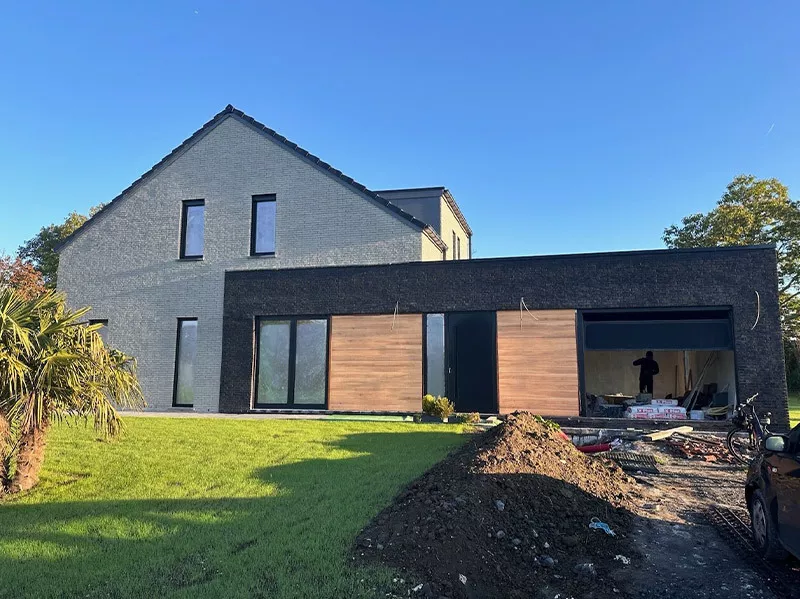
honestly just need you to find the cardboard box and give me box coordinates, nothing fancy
[625,407,687,420]
[651,399,678,406]
[657,407,685,414]
[660,412,687,420]
[626,406,657,415]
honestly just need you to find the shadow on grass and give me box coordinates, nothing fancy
[0,430,465,599]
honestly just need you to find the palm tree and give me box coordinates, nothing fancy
[0,288,144,494]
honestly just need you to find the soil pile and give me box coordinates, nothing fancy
[355,412,643,599]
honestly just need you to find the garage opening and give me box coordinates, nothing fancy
[580,309,737,421]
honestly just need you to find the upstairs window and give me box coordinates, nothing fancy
[251,195,276,255]
[180,200,205,259]
[457,236,461,260]
[452,231,457,260]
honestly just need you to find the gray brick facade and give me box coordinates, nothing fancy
[57,113,440,412]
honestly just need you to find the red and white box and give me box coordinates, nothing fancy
[651,399,679,406]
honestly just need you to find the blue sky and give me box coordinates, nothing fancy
[1,1,798,258]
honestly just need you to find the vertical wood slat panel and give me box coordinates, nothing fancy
[328,314,422,412]
[497,310,579,416]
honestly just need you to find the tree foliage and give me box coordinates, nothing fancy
[17,204,104,288]
[664,175,800,343]
[0,255,45,299]
[0,289,144,494]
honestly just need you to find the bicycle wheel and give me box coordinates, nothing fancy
[726,428,757,465]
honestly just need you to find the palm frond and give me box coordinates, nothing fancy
[0,288,145,439]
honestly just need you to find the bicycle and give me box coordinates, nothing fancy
[725,393,771,465]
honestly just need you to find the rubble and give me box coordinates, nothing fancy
[665,434,738,464]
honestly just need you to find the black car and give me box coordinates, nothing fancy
[746,424,800,559]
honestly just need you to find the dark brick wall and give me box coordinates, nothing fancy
[220,246,789,429]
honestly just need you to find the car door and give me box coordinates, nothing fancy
[771,425,800,555]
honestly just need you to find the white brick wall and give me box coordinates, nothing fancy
[58,115,429,412]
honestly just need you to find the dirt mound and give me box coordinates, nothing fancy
[355,412,644,599]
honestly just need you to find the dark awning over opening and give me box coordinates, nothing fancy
[583,310,733,351]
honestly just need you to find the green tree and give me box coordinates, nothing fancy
[0,288,144,494]
[664,175,800,384]
[17,204,104,288]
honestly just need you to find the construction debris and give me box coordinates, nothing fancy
[608,451,660,474]
[641,425,694,442]
[665,434,738,464]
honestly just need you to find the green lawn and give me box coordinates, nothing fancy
[0,417,468,599]
[790,394,800,428]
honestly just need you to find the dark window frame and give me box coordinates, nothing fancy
[456,236,461,260]
[180,199,205,259]
[452,231,457,260]
[172,317,198,407]
[250,194,277,256]
[253,315,330,409]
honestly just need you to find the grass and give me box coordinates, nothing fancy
[0,417,469,599]
[790,393,800,428]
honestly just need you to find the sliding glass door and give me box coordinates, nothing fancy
[255,317,329,408]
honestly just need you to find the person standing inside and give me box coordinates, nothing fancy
[633,351,660,394]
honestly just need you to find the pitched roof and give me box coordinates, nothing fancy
[56,105,446,252]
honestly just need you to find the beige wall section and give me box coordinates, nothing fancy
[693,350,737,405]
[584,350,737,403]
[440,196,470,259]
[496,310,579,416]
[328,314,423,411]
[584,351,686,397]
[421,234,444,261]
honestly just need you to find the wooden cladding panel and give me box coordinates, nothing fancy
[329,314,422,412]
[497,310,579,416]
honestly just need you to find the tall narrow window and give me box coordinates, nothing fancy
[251,195,276,255]
[173,318,198,407]
[255,317,329,408]
[457,236,461,260]
[180,200,205,259]
[424,314,446,397]
[256,320,292,405]
[452,231,457,260]
[293,319,328,405]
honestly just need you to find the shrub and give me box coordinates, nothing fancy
[454,412,481,424]
[422,394,455,421]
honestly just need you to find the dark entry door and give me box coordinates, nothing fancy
[446,312,497,413]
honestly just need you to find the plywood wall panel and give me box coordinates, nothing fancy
[496,310,579,416]
[329,314,422,412]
